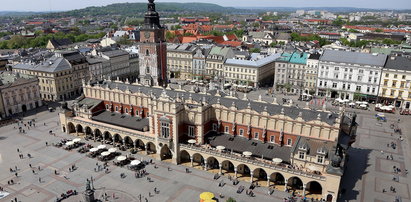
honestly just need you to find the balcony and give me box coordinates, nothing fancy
[179,143,326,181]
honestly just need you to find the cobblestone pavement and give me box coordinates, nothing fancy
[0,109,291,202]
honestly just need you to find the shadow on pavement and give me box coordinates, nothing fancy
[338,147,372,201]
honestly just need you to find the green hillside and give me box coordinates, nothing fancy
[45,2,240,17]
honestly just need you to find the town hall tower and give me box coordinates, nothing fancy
[139,0,167,86]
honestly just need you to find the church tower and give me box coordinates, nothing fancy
[139,0,167,87]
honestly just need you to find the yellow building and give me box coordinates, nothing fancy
[379,56,411,109]
[13,51,89,101]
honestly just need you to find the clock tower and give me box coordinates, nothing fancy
[139,0,167,87]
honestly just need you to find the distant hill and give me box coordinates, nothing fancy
[44,2,244,17]
[0,11,47,16]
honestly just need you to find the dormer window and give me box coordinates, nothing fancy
[299,144,308,151]
[317,147,326,155]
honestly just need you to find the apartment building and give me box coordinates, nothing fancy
[317,50,387,101]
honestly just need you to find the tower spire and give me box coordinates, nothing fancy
[144,0,161,29]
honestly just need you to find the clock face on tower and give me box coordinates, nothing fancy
[144,32,150,39]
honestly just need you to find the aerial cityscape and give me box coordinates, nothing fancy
[0,0,410,202]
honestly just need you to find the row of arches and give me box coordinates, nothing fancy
[180,150,324,199]
[66,123,174,159]
[65,122,328,200]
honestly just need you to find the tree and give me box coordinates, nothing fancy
[249,48,260,53]
[226,197,236,202]
[375,29,383,33]
[7,36,28,49]
[166,32,176,40]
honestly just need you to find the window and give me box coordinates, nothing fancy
[367,87,370,93]
[386,73,389,77]
[115,106,118,112]
[357,76,362,81]
[254,132,259,139]
[372,88,375,93]
[390,90,395,96]
[146,49,149,56]
[239,129,244,136]
[298,151,305,159]
[212,123,218,131]
[334,73,338,79]
[319,81,322,86]
[394,74,398,79]
[349,75,352,80]
[317,155,324,164]
[335,67,339,70]
[287,139,292,146]
[224,126,229,133]
[332,83,337,88]
[270,136,275,143]
[161,122,170,138]
[359,69,364,74]
[356,86,361,91]
[105,104,109,109]
[402,75,406,79]
[188,126,195,137]
[342,84,346,89]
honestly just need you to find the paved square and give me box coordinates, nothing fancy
[0,110,289,202]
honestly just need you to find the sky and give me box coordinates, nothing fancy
[2,0,411,12]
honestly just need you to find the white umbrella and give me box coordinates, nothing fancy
[116,156,127,161]
[130,160,141,166]
[97,145,106,149]
[101,151,110,156]
[272,158,283,164]
[343,99,350,103]
[72,138,81,142]
[216,146,225,150]
[361,102,368,105]
[188,139,196,144]
[243,151,252,156]
[335,98,342,102]
[108,148,117,153]
[355,101,362,104]
[360,104,367,108]
[89,148,98,152]
[65,141,74,146]
[348,103,355,106]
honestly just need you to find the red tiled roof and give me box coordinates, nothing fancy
[27,21,43,25]
[220,41,242,47]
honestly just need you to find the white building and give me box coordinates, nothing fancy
[317,50,387,101]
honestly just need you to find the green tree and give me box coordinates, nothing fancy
[166,32,176,40]
[375,29,383,32]
[7,35,28,49]
[226,197,236,202]
[249,48,260,53]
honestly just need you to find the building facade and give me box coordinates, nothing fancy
[305,53,320,95]
[317,50,387,101]
[223,54,280,87]
[379,56,411,109]
[0,72,42,118]
[13,51,89,101]
[167,44,196,80]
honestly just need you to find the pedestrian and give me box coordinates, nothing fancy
[32,170,35,174]
[154,187,157,193]
[43,123,46,126]
[29,164,32,168]
[38,166,41,171]
[38,177,41,183]
[27,153,31,158]
[15,173,18,177]
[45,142,48,146]
[17,148,19,153]
[112,193,115,199]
